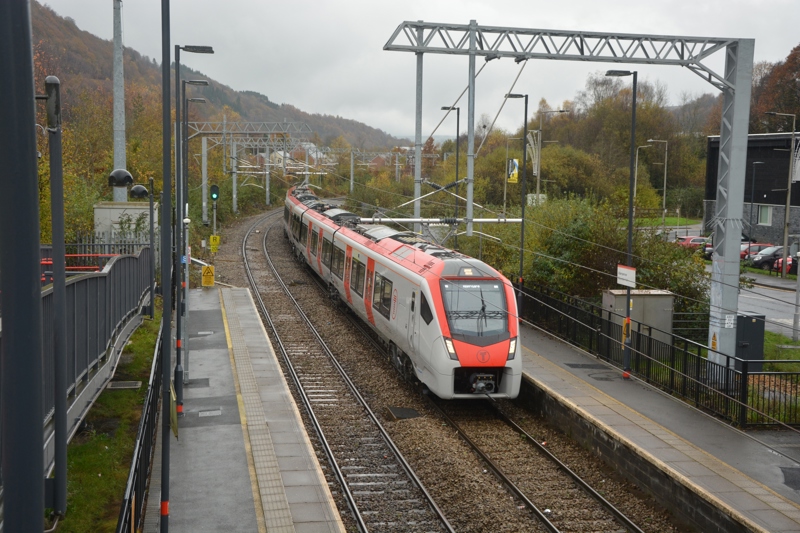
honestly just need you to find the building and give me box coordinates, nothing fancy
[704,132,799,245]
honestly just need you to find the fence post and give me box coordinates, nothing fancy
[738,360,749,427]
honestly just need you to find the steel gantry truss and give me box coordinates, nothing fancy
[186,121,311,219]
[385,20,754,363]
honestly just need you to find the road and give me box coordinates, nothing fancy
[738,282,799,337]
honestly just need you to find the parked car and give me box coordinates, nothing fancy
[750,246,786,270]
[676,236,709,249]
[774,255,797,275]
[741,242,774,261]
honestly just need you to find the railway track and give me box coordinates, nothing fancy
[242,212,454,533]
[432,399,646,533]
[229,210,683,533]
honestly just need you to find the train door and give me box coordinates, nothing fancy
[408,290,419,355]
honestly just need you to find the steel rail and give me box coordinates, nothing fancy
[240,210,367,532]
[243,211,454,533]
[492,405,647,533]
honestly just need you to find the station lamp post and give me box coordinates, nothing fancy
[505,93,528,314]
[606,69,638,379]
[535,109,566,205]
[647,139,668,231]
[765,111,797,278]
[750,162,765,242]
[130,180,156,320]
[174,44,213,416]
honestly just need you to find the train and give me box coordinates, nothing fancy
[284,185,522,399]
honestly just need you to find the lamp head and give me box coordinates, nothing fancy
[185,79,209,86]
[441,106,458,111]
[181,45,214,54]
[505,93,524,99]
[605,70,633,77]
[129,184,149,199]
[108,168,134,187]
[187,98,207,103]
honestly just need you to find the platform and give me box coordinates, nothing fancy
[520,325,800,533]
[144,287,344,533]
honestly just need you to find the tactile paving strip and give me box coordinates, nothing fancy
[222,289,295,532]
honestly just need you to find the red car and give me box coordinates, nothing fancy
[676,236,709,249]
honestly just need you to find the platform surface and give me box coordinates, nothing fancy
[520,325,800,533]
[144,287,344,533]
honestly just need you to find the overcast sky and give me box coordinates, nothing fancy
[41,0,800,139]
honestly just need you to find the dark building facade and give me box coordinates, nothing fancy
[705,132,798,245]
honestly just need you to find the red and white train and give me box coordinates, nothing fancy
[284,185,521,399]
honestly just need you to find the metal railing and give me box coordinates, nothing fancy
[115,319,163,533]
[520,282,800,427]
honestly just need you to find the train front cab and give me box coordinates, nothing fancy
[418,273,521,400]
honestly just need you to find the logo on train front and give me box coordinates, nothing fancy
[477,350,490,363]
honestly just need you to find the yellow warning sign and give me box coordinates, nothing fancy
[711,332,717,351]
[202,265,215,287]
[209,235,220,246]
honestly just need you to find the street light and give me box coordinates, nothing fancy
[180,93,206,401]
[766,111,798,336]
[633,145,651,214]
[505,137,522,216]
[174,44,213,419]
[130,180,156,320]
[648,139,668,231]
[606,69,638,379]
[535,109,566,205]
[441,106,460,247]
[506,93,528,314]
[750,162,765,242]
[765,111,797,278]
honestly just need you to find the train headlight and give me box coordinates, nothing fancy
[444,338,458,361]
[507,338,517,360]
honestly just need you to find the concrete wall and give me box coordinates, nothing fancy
[516,376,753,533]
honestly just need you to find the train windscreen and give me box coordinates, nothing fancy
[440,280,508,338]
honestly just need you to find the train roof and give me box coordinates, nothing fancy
[322,208,361,225]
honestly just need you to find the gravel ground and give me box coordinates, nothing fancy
[213,210,695,533]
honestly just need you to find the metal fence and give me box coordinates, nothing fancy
[0,245,152,502]
[116,319,163,533]
[521,282,800,427]
[39,247,152,422]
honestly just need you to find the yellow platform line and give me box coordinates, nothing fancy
[220,288,268,533]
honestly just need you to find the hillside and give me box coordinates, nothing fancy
[31,1,408,150]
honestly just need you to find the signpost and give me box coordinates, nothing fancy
[201,265,215,287]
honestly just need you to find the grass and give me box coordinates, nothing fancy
[639,216,702,227]
[764,330,800,371]
[48,301,161,533]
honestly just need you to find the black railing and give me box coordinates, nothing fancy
[520,282,800,427]
[116,320,163,533]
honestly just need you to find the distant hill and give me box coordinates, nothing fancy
[31,1,408,150]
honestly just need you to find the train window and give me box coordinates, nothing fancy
[440,280,507,338]
[299,222,308,246]
[331,246,345,279]
[420,293,433,325]
[292,215,301,240]
[350,258,366,296]
[284,206,290,223]
[322,238,332,267]
[372,273,392,319]
[310,230,319,256]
